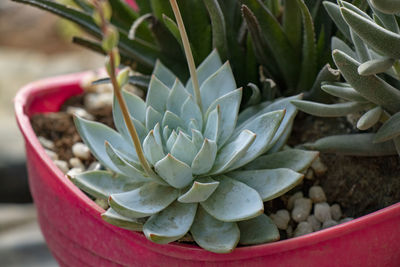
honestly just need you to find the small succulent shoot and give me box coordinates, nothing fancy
[293,0,400,157]
[70,0,318,253]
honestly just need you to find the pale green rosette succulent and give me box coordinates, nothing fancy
[71,50,318,253]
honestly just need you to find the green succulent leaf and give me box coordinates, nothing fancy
[109,183,179,219]
[162,110,186,131]
[102,208,144,231]
[178,177,220,203]
[153,60,177,88]
[203,106,221,142]
[369,1,400,33]
[323,1,351,41]
[181,95,203,130]
[167,80,189,115]
[146,106,163,130]
[350,28,371,63]
[370,0,400,15]
[331,36,356,60]
[143,130,165,165]
[357,106,383,130]
[191,139,218,175]
[374,111,400,142]
[291,100,370,117]
[238,214,279,245]
[357,58,395,76]
[320,82,368,102]
[305,63,341,102]
[190,206,239,253]
[154,154,193,189]
[70,171,142,200]
[143,201,197,244]
[243,149,319,173]
[228,168,304,201]
[170,132,198,166]
[146,76,170,113]
[200,176,264,222]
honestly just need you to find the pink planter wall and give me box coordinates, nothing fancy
[15,73,400,266]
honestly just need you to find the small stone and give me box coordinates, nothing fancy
[38,136,55,150]
[66,106,94,120]
[270,209,291,230]
[72,142,91,160]
[69,157,85,169]
[79,72,98,92]
[339,217,354,224]
[291,198,312,222]
[322,219,338,229]
[305,168,314,180]
[286,225,293,238]
[84,92,113,110]
[307,215,321,232]
[294,221,313,237]
[330,204,342,221]
[287,191,303,210]
[45,149,58,161]
[95,198,109,210]
[314,202,332,223]
[54,160,69,174]
[311,157,328,177]
[66,167,84,177]
[309,186,327,203]
[88,161,101,171]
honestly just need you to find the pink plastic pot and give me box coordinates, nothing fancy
[15,72,400,266]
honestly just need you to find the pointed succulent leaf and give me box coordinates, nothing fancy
[162,110,186,131]
[74,116,133,173]
[206,88,242,147]
[143,130,165,165]
[203,106,221,142]
[114,89,146,124]
[350,28,371,63]
[186,49,222,95]
[109,183,179,218]
[191,129,204,150]
[170,132,198,166]
[163,125,171,142]
[181,95,203,130]
[331,37,357,60]
[154,154,193,189]
[374,111,400,142]
[146,106,163,130]
[321,82,368,102]
[190,206,239,254]
[332,50,400,113]
[167,79,189,115]
[227,169,304,201]
[243,149,319,173]
[357,106,383,130]
[238,214,279,245]
[340,1,372,20]
[370,0,400,14]
[166,130,177,152]
[305,65,341,102]
[210,130,256,175]
[70,171,142,200]
[191,139,218,175]
[102,208,144,231]
[369,1,400,33]
[291,100,370,117]
[358,58,395,75]
[178,177,219,203]
[301,133,397,156]
[146,75,170,113]
[143,201,197,244]
[340,7,400,59]
[323,1,351,41]
[104,141,146,176]
[236,101,271,127]
[201,176,263,222]
[227,110,285,171]
[153,60,177,88]
[199,62,236,111]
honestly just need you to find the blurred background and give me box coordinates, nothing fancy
[0,1,102,265]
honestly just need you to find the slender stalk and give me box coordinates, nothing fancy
[94,0,156,178]
[170,0,203,111]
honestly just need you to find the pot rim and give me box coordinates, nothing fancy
[14,71,400,261]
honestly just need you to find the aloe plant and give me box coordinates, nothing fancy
[69,0,318,253]
[292,0,400,156]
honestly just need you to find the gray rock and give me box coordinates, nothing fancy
[330,204,343,221]
[53,160,69,174]
[84,92,113,111]
[291,198,312,222]
[44,149,58,161]
[340,217,354,224]
[271,209,291,230]
[66,106,94,120]
[311,157,328,177]
[314,202,332,223]
[38,136,54,150]
[322,219,338,229]
[286,225,293,238]
[309,185,327,203]
[307,215,321,232]
[287,191,303,210]
[294,221,313,237]
[305,168,314,180]
[69,157,84,169]
[72,142,91,160]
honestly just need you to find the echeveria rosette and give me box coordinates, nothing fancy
[71,50,318,253]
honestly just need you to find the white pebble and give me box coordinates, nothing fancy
[38,136,55,150]
[309,186,327,203]
[54,160,69,174]
[66,167,84,177]
[286,225,293,238]
[88,161,101,171]
[45,149,58,161]
[292,198,312,222]
[271,209,291,230]
[294,222,313,237]
[287,191,303,210]
[84,92,113,110]
[322,219,338,229]
[66,107,94,120]
[307,215,321,232]
[339,217,354,224]
[314,202,332,223]
[311,157,328,177]
[69,157,85,169]
[305,168,314,180]
[95,198,109,210]
[330,204,342,221]
[72,142,91,160]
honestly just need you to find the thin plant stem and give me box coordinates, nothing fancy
[170,0,203,112]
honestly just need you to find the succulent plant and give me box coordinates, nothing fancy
[12,0,335,99]
[68,0,319,253]
[292,0,400,156]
